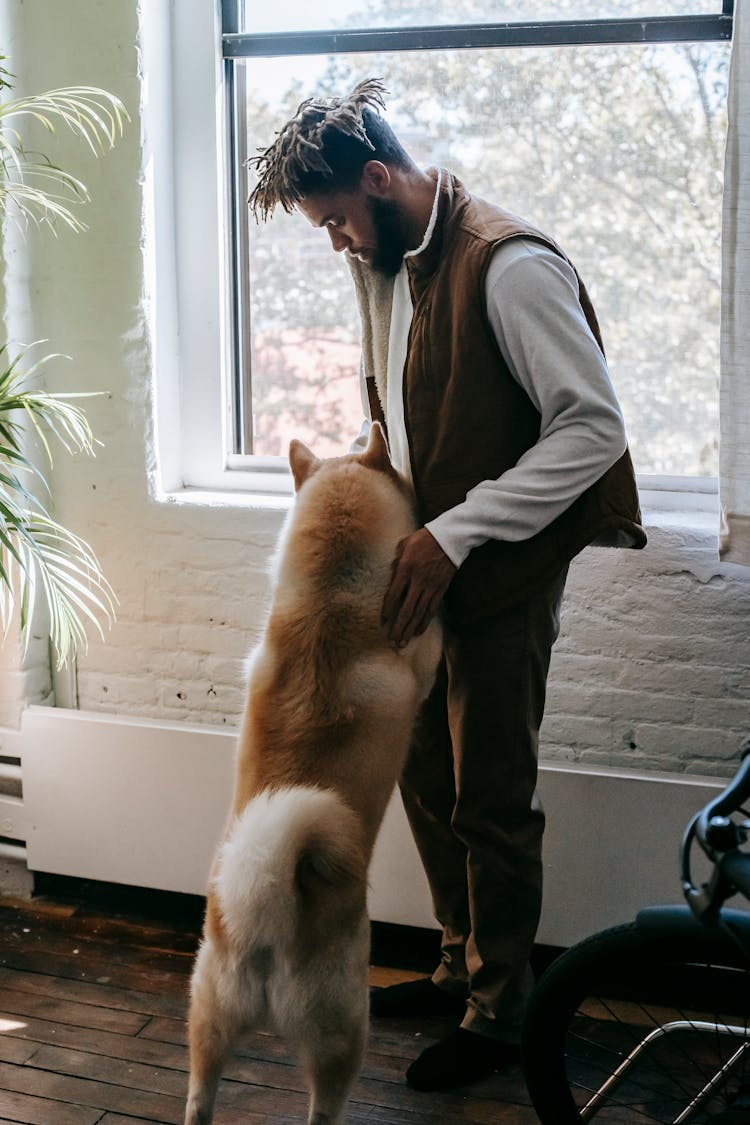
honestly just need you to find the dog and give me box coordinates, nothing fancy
[184,422,442,1125]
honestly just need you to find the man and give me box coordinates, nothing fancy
[249,78,646,1091]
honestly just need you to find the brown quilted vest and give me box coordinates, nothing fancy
[359,172,646,630]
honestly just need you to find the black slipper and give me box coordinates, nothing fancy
[369,976,466,1019]
[406,1027,520,1090]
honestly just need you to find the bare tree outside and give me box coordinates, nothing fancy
[243,0,729,476]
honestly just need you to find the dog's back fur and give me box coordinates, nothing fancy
[185,424,441,1125]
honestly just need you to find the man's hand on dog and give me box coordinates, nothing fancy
[382,528,456,648]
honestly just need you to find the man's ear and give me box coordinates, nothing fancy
[289,439,321,491]
[360,421,392,472]
[360,160,391,197]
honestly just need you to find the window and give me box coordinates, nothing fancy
[177,1,733,493]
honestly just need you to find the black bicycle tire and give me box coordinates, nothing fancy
[522,919,750,1124]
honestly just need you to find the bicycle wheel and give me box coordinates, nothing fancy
[522,912,750,1124]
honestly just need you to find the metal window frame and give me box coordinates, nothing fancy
[221,0,734,456]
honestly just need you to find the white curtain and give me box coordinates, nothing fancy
[720,0,750,564]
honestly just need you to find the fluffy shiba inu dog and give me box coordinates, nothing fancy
[184,422,442,1125]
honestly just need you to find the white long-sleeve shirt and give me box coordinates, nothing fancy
[354,197,628,568]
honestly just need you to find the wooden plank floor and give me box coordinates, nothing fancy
[0,884,540,1124]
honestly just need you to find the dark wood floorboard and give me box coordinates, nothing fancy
[0,889,540,1124]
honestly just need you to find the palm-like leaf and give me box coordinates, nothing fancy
[0,345,117,668]
[0,160,90,233]
[0,63,123,667]
[0,75,128,231]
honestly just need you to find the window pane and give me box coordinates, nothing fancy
[243,37,729,476]
[241,0,725,36]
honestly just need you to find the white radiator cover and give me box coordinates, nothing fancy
[12,706,726,946]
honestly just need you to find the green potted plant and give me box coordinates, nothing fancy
[0,59,126,668]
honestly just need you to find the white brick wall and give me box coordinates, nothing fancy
[3,1,749,781]
[546,517,750,775]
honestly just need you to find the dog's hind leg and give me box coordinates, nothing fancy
[299,990,368,1125]
[184,942,242,1125]
[303,1028,367,1125]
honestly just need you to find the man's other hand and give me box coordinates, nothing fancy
[382,528,456,648]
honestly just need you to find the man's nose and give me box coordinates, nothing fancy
[327,226,350,253]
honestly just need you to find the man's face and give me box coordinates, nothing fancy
[299,186,408,278]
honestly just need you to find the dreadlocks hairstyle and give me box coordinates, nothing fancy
[247,78,412,222]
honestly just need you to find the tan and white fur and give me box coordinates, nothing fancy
[184,423,442,1125]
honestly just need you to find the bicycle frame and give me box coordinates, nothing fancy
[583,904,750,1123]
[581,1020,750,1124]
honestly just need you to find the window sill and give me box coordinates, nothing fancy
[641,504,718,532]
[161,486,293,512]
[159,476,720,530]
[639,477,719,538]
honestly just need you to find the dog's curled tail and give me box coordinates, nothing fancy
[214,786,368,956]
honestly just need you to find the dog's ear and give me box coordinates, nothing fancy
[289,439,320,491]
[360,421,392,472]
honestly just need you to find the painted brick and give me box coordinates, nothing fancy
[545,683,695,725]
[76,672,161,711]
[538,742,579,764]
[632,722,744,763]
[157,679,247,716]
[692,697,750,732]
[176,623,261,658]
[540,713,617,751]
[576,748,688,774]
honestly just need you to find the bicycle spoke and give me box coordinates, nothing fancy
[562,977,750,1120]
[575,999,711,1116]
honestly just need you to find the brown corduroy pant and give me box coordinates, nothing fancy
[399,566,568,1043]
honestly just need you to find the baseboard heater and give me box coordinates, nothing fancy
[3,705,727,947]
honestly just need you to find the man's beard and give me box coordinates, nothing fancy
[368,196,409,278]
